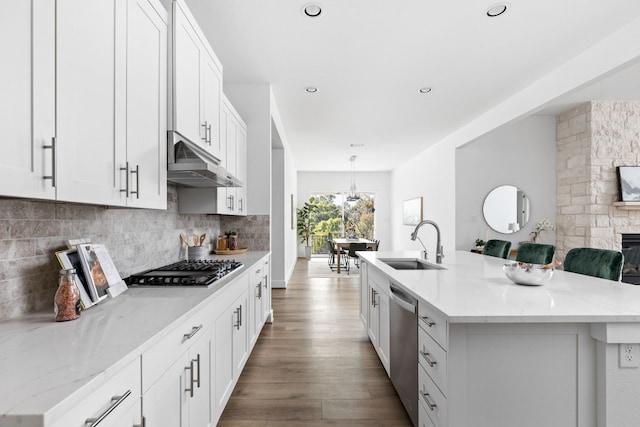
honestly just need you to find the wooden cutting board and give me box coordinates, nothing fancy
[213,248,248,255]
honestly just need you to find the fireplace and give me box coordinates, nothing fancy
[622,234,640,285]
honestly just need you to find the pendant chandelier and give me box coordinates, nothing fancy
[347,155,361,201]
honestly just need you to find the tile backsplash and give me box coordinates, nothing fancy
[0,185,269,321]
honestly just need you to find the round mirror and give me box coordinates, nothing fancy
[482,185,530,234]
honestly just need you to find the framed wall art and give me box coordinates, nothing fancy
[402,197,423,226]
[617,166,640,202]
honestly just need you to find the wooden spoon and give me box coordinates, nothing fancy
[199,234,206,246]
[193,233,200,247]
[180,233,191,247]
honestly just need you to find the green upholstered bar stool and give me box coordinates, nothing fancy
[483,239,512,259]
[564,247,624,281]
[516,243,555,265]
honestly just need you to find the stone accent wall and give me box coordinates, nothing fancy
[556,101,640,260]
[0,185,225,321]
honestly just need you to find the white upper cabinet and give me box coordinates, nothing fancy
[2,0,168,208]
[55,0,127,206]
[0,1,56,200]
[124,0,168,209]
[217,95,247,216]
[172,0,223,161]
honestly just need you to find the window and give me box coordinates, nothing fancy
[309,192,375,255]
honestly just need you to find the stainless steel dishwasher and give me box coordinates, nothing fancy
[389,283,418,426]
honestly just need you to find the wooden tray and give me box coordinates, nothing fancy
[213,248,248,255]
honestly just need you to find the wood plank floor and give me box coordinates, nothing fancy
[218,258,413,427]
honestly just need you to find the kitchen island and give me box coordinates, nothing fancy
[359,250,640,427]
[0,251,270,427]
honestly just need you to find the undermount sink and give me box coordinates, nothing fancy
[379,258,446,271]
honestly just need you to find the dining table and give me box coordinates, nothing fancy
[331,238,376,273]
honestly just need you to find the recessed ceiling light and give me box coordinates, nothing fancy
[419,87,433,94]
[486,3,509,17]
[305,86,318,93]
[302,3,323,18]
[350,144,364,147]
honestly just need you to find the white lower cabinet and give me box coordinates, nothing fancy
[366,266,390,374]
[142,313,212,427]
[213,274,249,424]
[249,256,271,347]
[50,357,142,427]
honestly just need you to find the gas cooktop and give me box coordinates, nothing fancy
[127,259,243,287]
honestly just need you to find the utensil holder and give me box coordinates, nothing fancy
[187,246,208,260]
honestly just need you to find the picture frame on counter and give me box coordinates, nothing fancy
[55,249,97,309]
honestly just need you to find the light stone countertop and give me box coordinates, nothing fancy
[0,251,269,425]
[360,250,640,323]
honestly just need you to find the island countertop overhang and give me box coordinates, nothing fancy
[359,250,640,324]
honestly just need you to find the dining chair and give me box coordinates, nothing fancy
[326,239,347,271]
[347,242,368,274]
[483,239,512,259]
[372,239,380,251]
[564,247,624,281]
[515,243,555,265]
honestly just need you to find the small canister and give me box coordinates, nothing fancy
[228,234,238,250]
[218,235,228,251]
[54,268,81,322]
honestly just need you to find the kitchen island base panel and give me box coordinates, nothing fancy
[447,323,595,427]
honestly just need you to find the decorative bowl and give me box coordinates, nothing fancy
[503,262,554,286]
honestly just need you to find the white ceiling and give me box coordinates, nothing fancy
[185,0,640,172]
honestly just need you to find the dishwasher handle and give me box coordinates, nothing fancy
[389,284,417,313]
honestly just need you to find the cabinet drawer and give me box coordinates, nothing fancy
[142,300,215,392]
[419,364,447,427]
[418,324,447,395]
[418,302,447,350]
[50,357,141,427]
[419,400,437,427]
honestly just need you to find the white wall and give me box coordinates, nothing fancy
[297,171,391,257]
[455,116,557,250]
[390,141,456,254]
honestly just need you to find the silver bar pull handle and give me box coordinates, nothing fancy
[43,137,56,187]
[263,275,268,289]
[419,315,435,327]
[85,390,132,426]
[256,282,262,299]
[420,390,437,411]
[239,197,243,212]
[207,123,212,145]
[201,121,208,142]
[420,350,437,367]
[183,324,203,340]
[194,353,201,388]
[239,304,242,327]
[130,165,140,199]
[185,360,194,397]
[119,162,129,196]
[234,307,241,330]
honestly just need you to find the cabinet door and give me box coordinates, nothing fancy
[378,289,391,373]
[235,124,247,215]
[250,268,264,347]
[184,329,211,427]
[125,0,168,209]
[143,353,185,427]
[360,262,369,325]
[0,1,55,200]
[262,258,271,323]
[56,0,127,206]
[367,285,380,348]
[202,56,222,160]
[173,1,203,147]
[232,291,249,378]
[214,301,236,418]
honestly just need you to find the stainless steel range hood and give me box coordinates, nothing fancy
[167,132,243,188]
